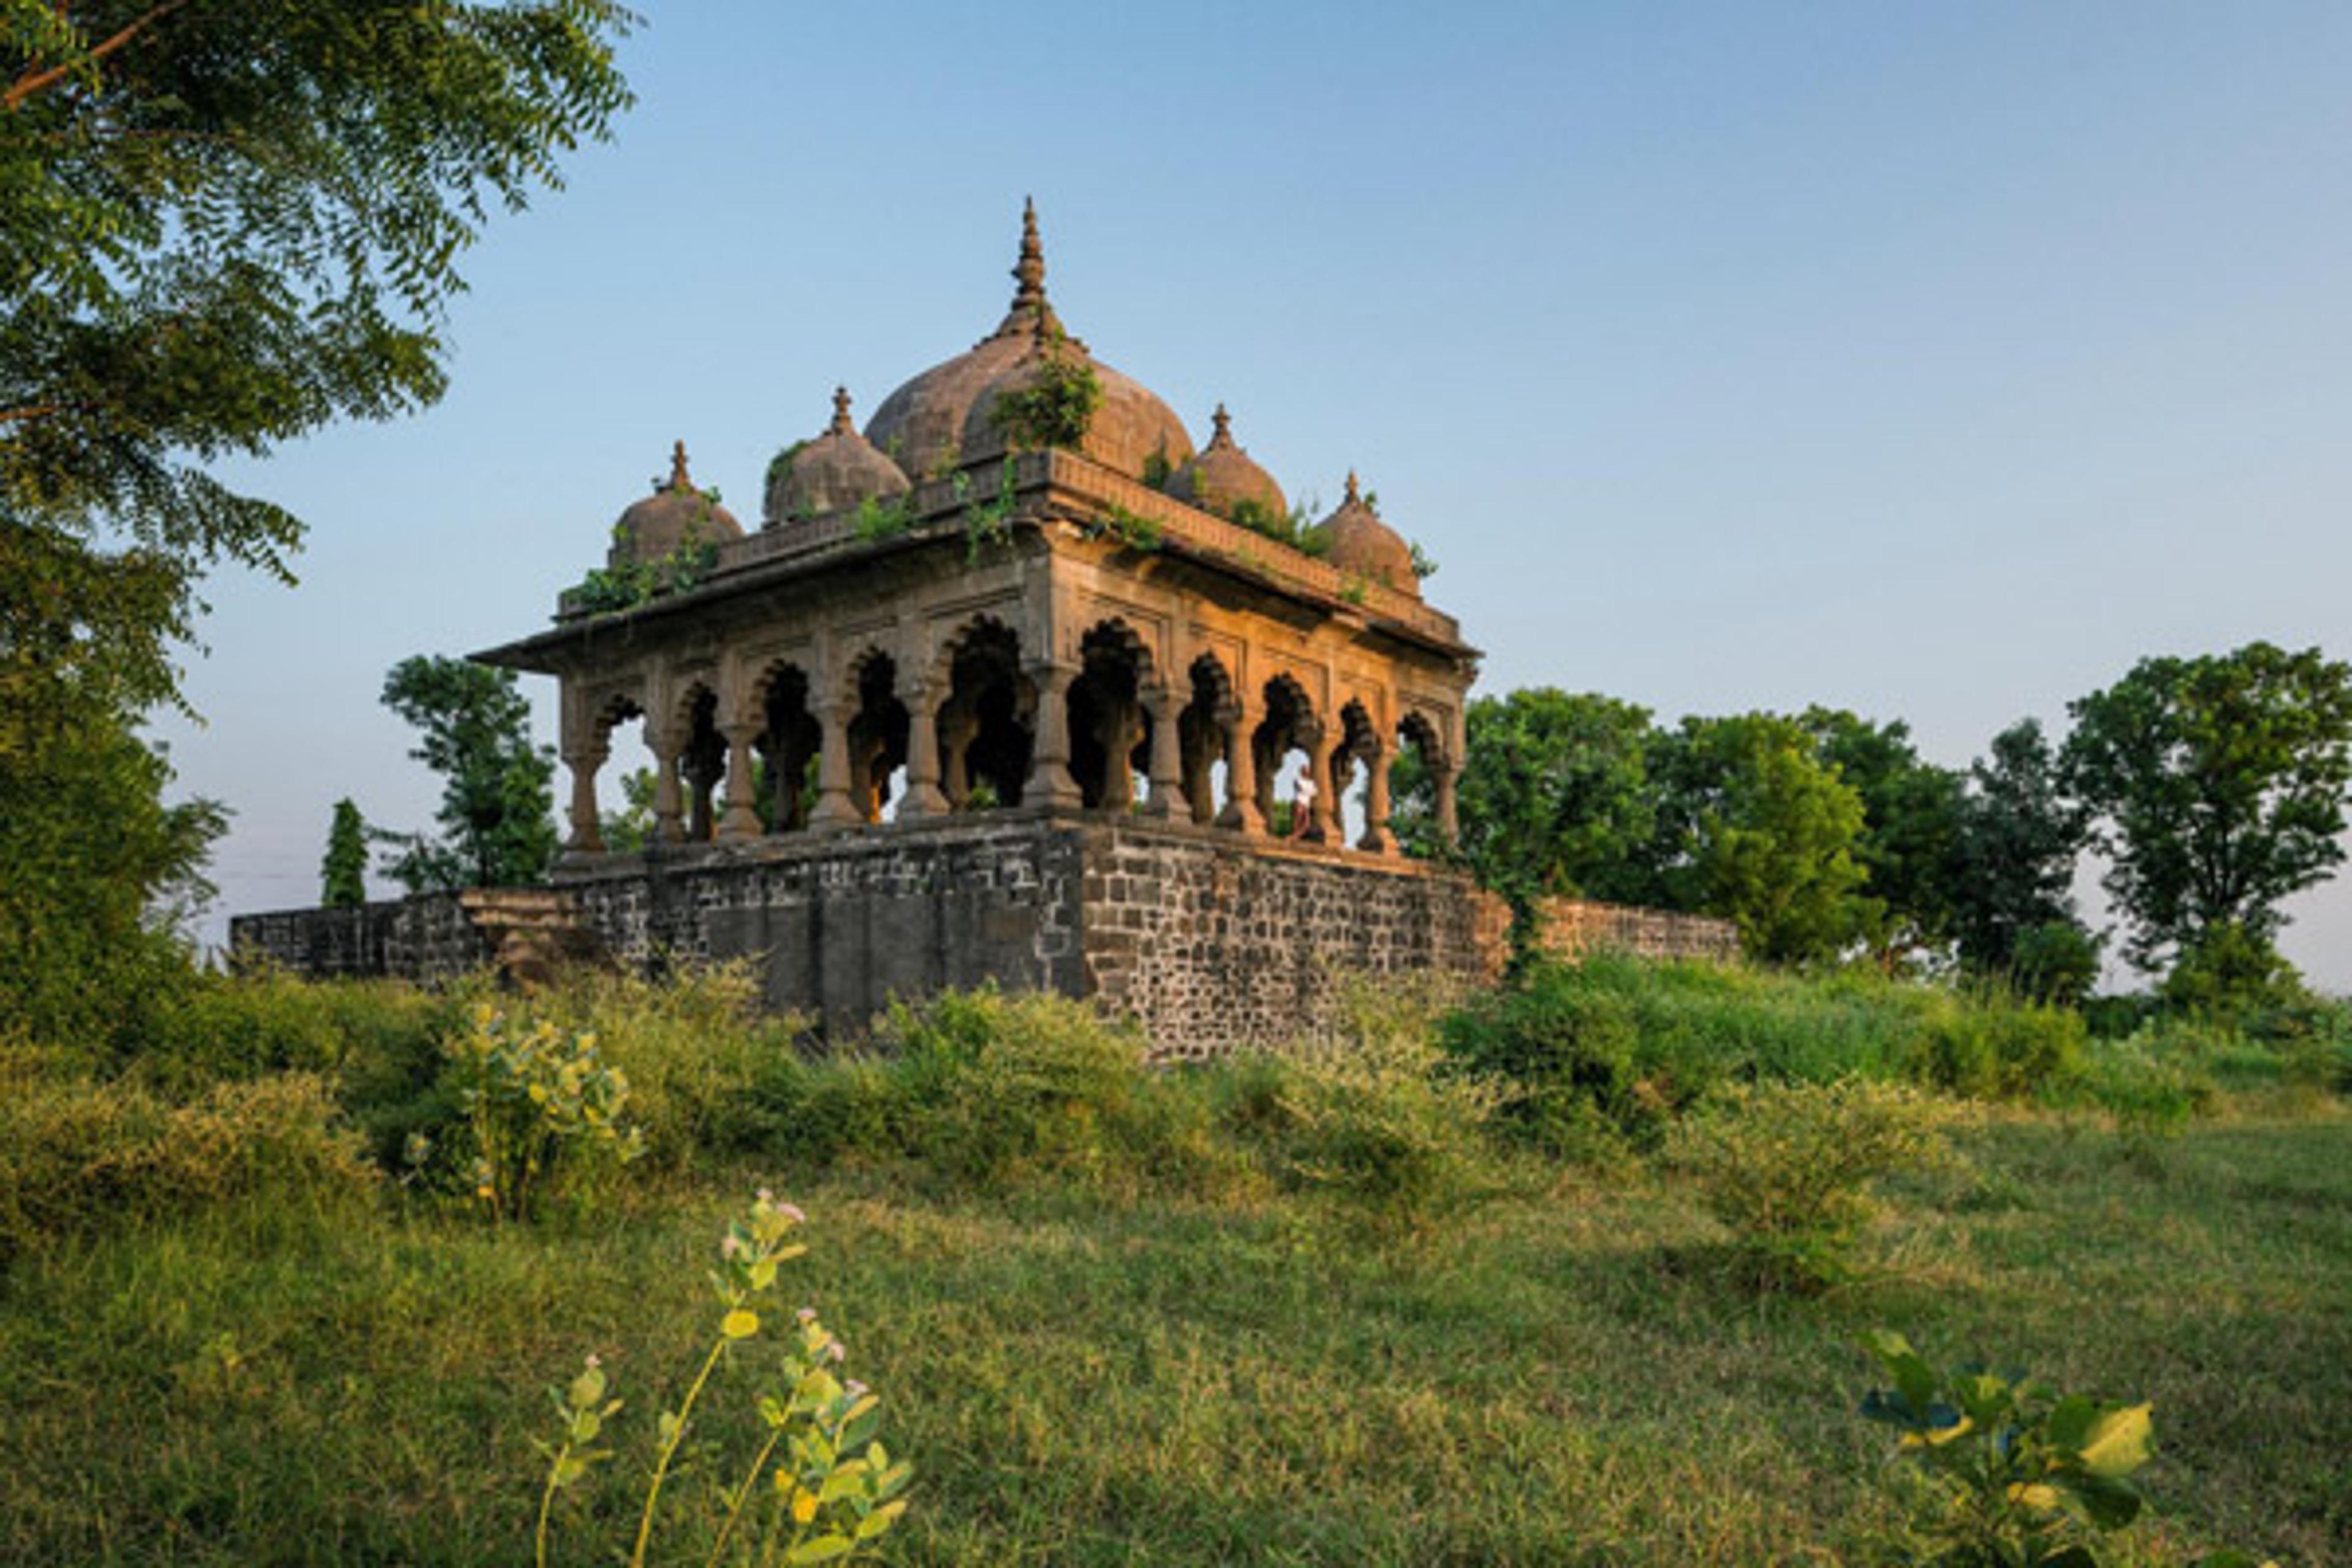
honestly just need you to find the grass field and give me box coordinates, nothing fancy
[2,1098,2343,1565]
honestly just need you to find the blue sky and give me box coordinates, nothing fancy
[160,1,2352,986]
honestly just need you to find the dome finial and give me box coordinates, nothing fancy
[1000,195,1064,339]
[829,385,855,435]
[669,439,692,492]
[1344,469,1361,505]
[1210,402,1233,447]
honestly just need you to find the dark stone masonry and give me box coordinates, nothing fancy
[232,809,1736,1055]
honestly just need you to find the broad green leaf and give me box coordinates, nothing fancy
[567,1365,606,1410]
[2057,1471,2143,1531]
[785,1533,854,1563]
[2075,1404,2154,1478]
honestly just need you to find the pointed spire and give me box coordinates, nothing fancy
[997,195,1064,339]
[829,385,855,435]
[1208,402,1234,448]
[666,439,693,492]
[1344,469,1362,505]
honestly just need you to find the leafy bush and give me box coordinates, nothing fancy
[1231,971,1507,1227]
[1666,1078,1954,1292]
[453,1002,643,1220]
[0,1063,375,1263]
[530,962,810,1169]
[1445,957,2086,1155]
[1857,1332,2267,1567]
[1915,998,2086,1101]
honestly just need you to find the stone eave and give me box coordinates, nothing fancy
[475,449,1478,676]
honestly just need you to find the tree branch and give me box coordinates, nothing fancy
[6,0,190,113]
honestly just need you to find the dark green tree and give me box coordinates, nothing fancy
[379,655,557,892]
[1,2,633,726]
[320,797,370,908]
[1647,713,1875,965]
[2062,642,2352,978]
[1948,718,2095,990]
[0,4,629,1039]
[1446,688,1656,956]
[0,687,224,1049]
[1801,707,1966,967]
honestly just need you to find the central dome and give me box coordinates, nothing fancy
[865,201,1194,482]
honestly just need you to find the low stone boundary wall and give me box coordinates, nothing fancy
[230,810,1738,1053]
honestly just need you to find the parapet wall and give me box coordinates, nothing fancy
[230,811,1738,1054]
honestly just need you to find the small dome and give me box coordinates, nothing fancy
[957,323,1195,479]
[866,199,1195,483]
[766,388,911,525]
[612,442,743,567]
[1166,404,1286,523]
[1313,471,1419,599]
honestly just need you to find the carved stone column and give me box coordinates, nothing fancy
[1435,756,1460,848]
[1358,742,1394,856]
[939,707,978,806]
[1305,724,1340,843]
[1142,685,1183,818]
[562,745,607,855]
[650,728,686,845]
[897,680,949,819]
[807,700,861,828]
[717,722,764,842]
[1024,661,1084,808]
[1218,701,1265,835]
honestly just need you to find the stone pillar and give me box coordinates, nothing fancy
[1218,702,1265,835]
[1435,757,1460,848]
[1024,661,1085,808]
[940,709,979,807]
[1142,686,1183,818]
[562,745,607,854]
[808,700,861,828]
[650,728,686,845]
[1305,724,1339,843]
[897,680,949,819]
[717,722,763,842]
[1359,743,1395,855]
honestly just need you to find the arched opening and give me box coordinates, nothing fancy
[845,651,909,823]
[756,663,821,832]
[1178,653,1235,825]
[579,692,653,853]
[1253,673,1320,840]
[938,619,1033,810]
[677,685,726,843]
[1335,698,1381,850]
[1392,710,1447,856]
[1068,621,1152,810]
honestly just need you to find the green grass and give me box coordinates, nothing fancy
[1,1109,2343,1565]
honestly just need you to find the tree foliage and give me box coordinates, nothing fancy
[1801,707,1966,966]
[1948,718,2095,989]
[320,797,369,908]
[2062,642,2352,974]
[1648,714,1875,965]
[0,0,633,729]
[379,655,556,892]
[1453,689,1656,941]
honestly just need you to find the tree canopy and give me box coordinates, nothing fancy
[2062,641,2352,973]
[379,654,556,892]
[1,0,633,736]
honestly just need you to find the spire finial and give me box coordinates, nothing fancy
[1011,195,1046,309]
[1344,469,1361,505]
[829,385,854,435]
[669,440,692,491]
[997,195,1064,339]
[1210,402,1232,447]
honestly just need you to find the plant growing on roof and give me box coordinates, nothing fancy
[990,330,1102,451]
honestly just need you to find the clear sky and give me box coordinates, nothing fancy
[160,1,2352,989]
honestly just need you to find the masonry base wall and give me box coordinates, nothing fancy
[231,811,1734,1054]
